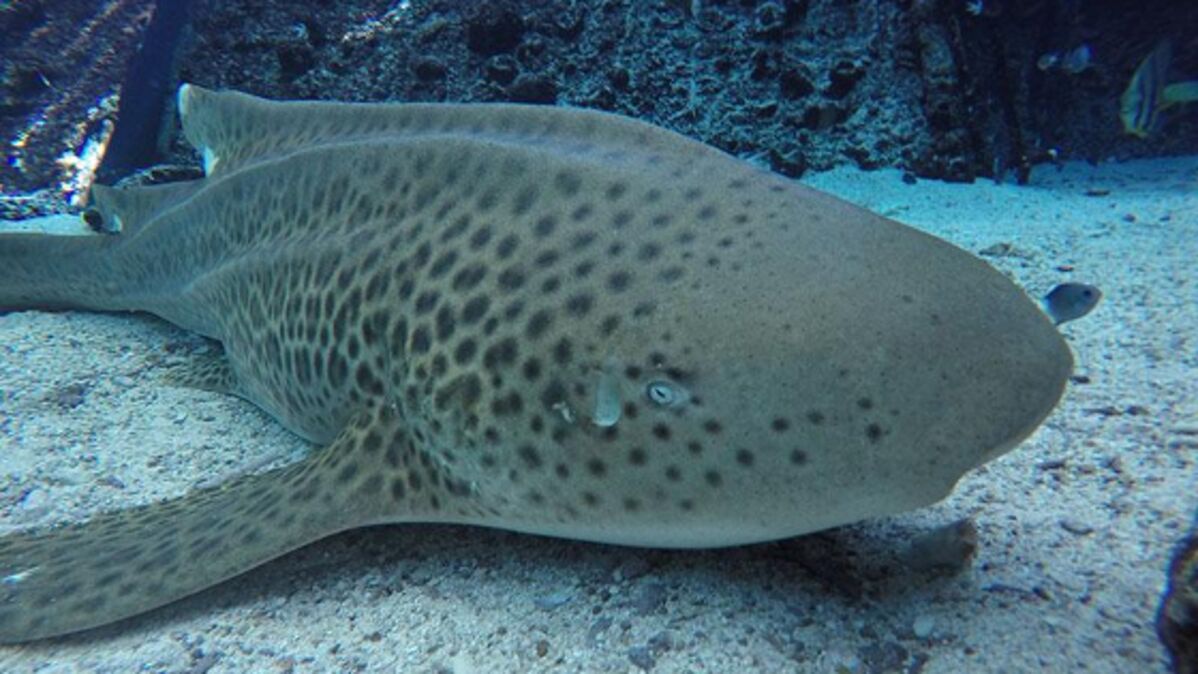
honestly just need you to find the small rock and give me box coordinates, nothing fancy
[779,69,814,99]
[752,1,788,38]
[903,518,977,573]
[185,648,221,674]
[827,652,862,673]
[406,567,433,585]
[515,33,546,62]
[534,639,549,658]
[465,6,524,56]
[484,55,518,85]
[1060,519,1094,536]
[769,147,807,178]
[553,5,586,39]
[628,645,656,671]
[16,488,50,519]
[1104,456,1125,474]
[827,60,865,99]
[611,557,651,582]
[98,475,126,489]
[276,44,314,80]
[633,582,667,616]
[912,615,936,639]
[859,640,908,673]
[647,631,673,653]
[588,616,611,634]
[607,66,630,90]
[413,58,447,82]
[54,382,89,409]
[113,375,136,388]
[1168,437,1198,451]
[586,616,612,646]
[977,242,1031,258]
[798,103,845,131]
[533,591,572,610]
[507,75,557,104]
[754,101,779,118]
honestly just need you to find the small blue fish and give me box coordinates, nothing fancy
[1037,44,1092,74]
[1121,41,1198,138]
[1043,283,1102,325]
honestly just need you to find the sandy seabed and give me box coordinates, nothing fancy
[1,157,1195,673]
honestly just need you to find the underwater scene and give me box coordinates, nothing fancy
[0,1,1195,672]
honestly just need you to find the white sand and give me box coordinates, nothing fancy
[1,157,1195,673]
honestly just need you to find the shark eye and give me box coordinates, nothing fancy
[645,381,679,406]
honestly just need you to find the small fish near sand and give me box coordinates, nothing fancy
[0,85,1074,642]
[1121,40,1198,138]
[1043,283,1102,325]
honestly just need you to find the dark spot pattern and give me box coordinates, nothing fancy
[866,423,884,442]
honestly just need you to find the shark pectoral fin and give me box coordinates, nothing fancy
[163,348,242,396]
[0,404,419,644]
[88,179,204,236]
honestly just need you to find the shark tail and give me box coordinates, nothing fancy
[0,405,420,643]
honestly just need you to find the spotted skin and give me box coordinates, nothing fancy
[0,85,1073,642]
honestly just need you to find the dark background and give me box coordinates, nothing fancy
[1,0,1195,204]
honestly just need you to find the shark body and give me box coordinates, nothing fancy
[0,85,1072,642]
